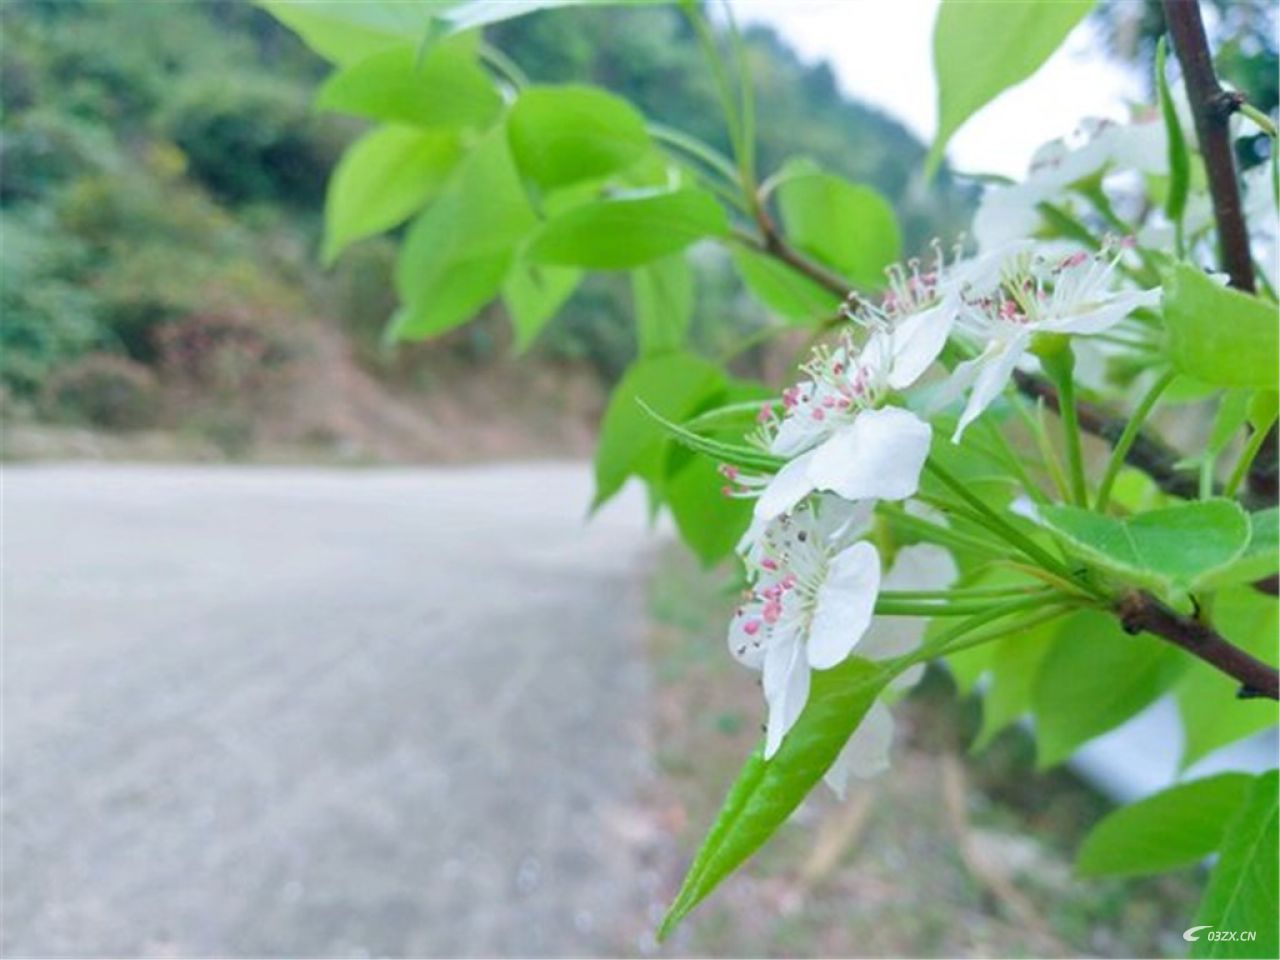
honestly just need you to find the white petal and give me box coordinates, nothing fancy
[727,602,766,670]
[770,408,824,458]
[763,634,810,759]
[807,408,932,503]
[807,540,880,669]
[859,544,957,666]
[753,450,817,523]
[887,300,958,390]
[823,699,895,796]
[1035,287,1161,335]
[952,336,1029,442]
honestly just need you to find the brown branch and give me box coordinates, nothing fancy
[1163,0,1255,292]
[1118,591,1279,699]
[1163,0,1278,504]
[1012,370,1201,500]
[734,210,854,302]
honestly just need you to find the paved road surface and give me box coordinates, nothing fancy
[3,465,662,958]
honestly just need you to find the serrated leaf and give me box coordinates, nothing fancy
[731,246,841,324]
[502,263,581,352]
[1164,266,1279,390]
[317,41,501,130]
[776,171,900,288]
[659,657,890,938]
[1190,770,1279,958]
[1077,773,1254,877]
[593,353,725,510]
[1032,610,1184,767]
[1177,588,1280,768]
[1040,499,1250,593]
[527,189,729,269]
[633,255,693,356]
[324,125,462,264]
[928,0,1095,174]
[508,85,650,191]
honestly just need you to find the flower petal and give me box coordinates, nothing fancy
[886,300,957,390]
[952,335,1029,441]
[1035,287,1160,335]
[727,602,767,670]
[753,449,818,523]
[859,544,957,679]
[823,699,895,797]
[807,407,932,503]
[808,540,880,669]
[763,634,810,759]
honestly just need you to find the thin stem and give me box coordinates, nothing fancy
[926,459,1083,585]
[1225,414,1277,497]
[683,4,746,188]
[478,42,529,90]
[1095,369,1177,511]
[875,600,1016,618]
[882,586,1051,601]
[648,123,741,189]
[930,605,1074,661]
[730,227,853,299]
[1044,347,1089,507]
[878,504,1009,560]
[1239,102,1278,138]
[908,595,1071,666]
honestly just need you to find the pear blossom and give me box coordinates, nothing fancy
[974,115,1168,251]
[822,542,958,797]
[940,244,1160,441]
[727,496,881,758]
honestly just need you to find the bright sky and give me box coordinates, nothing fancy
[729,0,1145,178]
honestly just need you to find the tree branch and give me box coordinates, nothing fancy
[1118,590,1279,699]
[1011,370,1201,499]
[1163,0,1255,292]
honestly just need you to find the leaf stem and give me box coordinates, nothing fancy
[1225,411,1278,498]
[1094,369,1177,511]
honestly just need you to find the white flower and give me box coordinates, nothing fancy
[727,496,882,758]
[822,542,958,797]
[974,115,1168,252]
[939,245,1160,441]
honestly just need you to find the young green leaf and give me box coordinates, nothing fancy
[1201,508,1280,589]
[392,129,537,339]
[1032,610,1184,767]
[632,255,694,356]
[502,263,581,352]
[508,85,651,191]
[593,353,726,509]
[526,189,729,269]
[1190,770,1279,959]
[1164,266,1280,390]
[927,0,1095,174]
[776,171,900,288]
[1077,773,1254,877]
[731,246,842,324]
[1039,499,1250,593]
[659,657,890,939]
[1155,36,1190,232]
[972,618,1059,750]
[323,126,462,264]
[317,41,501,130]
[258,0,431,65]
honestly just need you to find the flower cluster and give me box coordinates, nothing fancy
[724,233,1161,786]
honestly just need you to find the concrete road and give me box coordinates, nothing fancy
[3,464,662,958]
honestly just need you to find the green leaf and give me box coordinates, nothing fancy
[392,129,537,340]
[593,353,725,509]
[433,0,598,34]
[662,380,773,565]
[1032,610,1184,767]
[502,263,581,352]
[632,255,693,356]
[973,618,1059,750]
[776,171,900,287]
[731,247,841,324]
[1191,770,1279,959]
[323,125,462,264]
[1156,36,1190,227]
[1077,773,1255,878]
[1164,266,1279,389]
[1040,499,1250,593]
[259,0,431,65]
[317,41,501,130]
[1177,588,1280,768]
[527,189,729,269]
[508,85,651,191]
[928,0,1095,174]
[1201,509,1280,588]
[659,657,891,939]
